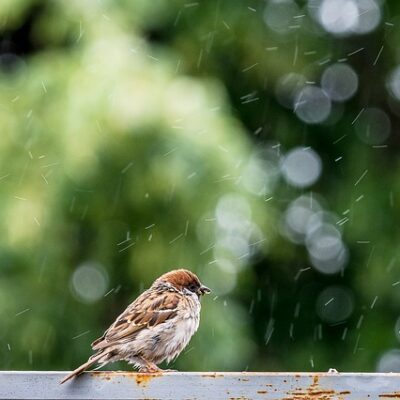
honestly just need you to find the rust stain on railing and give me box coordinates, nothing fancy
[282,374,351,400]
[201,373,225,378]
[134,372,163,387]
[90,370,162,387]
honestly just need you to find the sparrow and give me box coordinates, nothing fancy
[61,269,210,384]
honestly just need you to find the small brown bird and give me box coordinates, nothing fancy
[61,269,210,383]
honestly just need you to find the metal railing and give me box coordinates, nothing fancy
[1,371,399,399]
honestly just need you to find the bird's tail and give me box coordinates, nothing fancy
[60,352,107,384]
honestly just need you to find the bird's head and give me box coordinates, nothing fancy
[154,269,211,297]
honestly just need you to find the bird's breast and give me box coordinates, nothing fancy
[122,294,201,364]
[161,305,200,363]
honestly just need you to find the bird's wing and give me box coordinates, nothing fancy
[91,288,181,350]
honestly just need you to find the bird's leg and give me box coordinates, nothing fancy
[136,359,177,373]
[139,362,162,373]
[132,356,162,373]
[140,364,177,373]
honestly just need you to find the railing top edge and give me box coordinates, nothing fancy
[0,370,398,376]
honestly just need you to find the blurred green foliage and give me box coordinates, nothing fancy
[1,0,400,373]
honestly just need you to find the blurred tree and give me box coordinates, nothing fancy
[1,0,400,374]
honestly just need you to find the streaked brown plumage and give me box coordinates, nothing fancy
[61,269,210,384]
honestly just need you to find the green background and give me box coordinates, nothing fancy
[1,0,400,373]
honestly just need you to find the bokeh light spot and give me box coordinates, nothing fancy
[377,349,400,372]
[316,285,354,323]
[294,86,331,124]
[321,63,358,102]
[70,262,109,304]
[306,223,348,274]
[275,73,307,109]
[354,107,391,145]
[282,194,322,244]
[318,0,359,35]
[387,66,400,101]
[281,147,322,188]
[264,0,300,34]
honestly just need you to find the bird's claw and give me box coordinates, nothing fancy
[138,365,177,373]
[138,363,162,373]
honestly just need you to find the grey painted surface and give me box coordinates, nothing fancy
[0,371,400,399]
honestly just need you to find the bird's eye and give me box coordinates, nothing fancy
[189,284,198,293]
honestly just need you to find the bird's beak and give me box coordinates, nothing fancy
[199,285,211,295]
